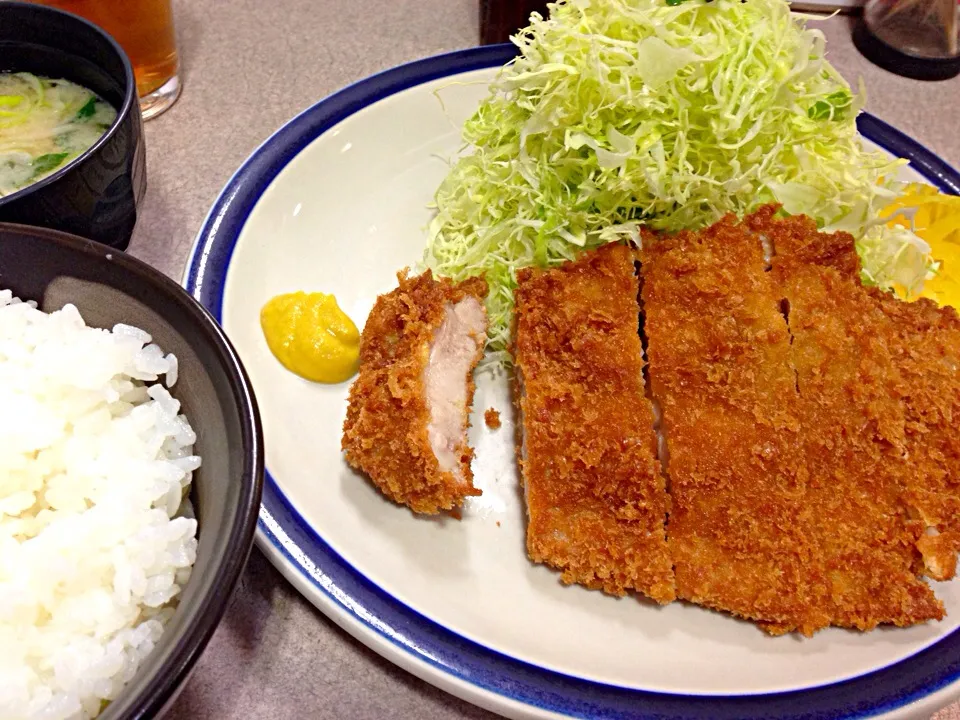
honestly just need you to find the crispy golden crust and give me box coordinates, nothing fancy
[745,205,861,276]
[484,408,501,429]
[640,214,829,635]
[869,291,960,580]
[751,206,960,583]
[513,244,675,603]
[341,270,488,514]
[758,209,944,628]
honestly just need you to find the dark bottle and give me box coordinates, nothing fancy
[479,0,550,45]
[854,0,960,80]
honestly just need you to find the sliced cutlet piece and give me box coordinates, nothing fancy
[639,214,828,635]
[748,206,960,583]
[513,243,675,603]
[752,207,944,628]
[869,291,960,580]
[342,270,488,514]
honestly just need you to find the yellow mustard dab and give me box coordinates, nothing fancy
[884,184,960,309]
[260,292,360,383]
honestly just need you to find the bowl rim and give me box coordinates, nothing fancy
[0,221,265,719]
[0,1,139,208]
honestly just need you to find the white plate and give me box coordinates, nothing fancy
[185,45,960,719]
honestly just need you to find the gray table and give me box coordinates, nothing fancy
[134,1,960,718]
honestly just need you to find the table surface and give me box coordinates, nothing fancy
[135,1,960,718]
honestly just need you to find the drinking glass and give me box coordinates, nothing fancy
[33,0,181,119]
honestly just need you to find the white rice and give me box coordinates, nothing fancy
[0,289,201,720]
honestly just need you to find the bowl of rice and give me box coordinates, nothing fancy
[0,223,263,720]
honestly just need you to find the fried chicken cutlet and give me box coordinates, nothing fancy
[342,270,488,514]
[639,215,829,635]
[513,244,675,603]
[751,207,944,629]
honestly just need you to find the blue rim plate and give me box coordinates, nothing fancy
[184,44,960,720]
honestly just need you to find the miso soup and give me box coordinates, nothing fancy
[0,72,117,197]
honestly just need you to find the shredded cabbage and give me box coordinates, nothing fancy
[425,0,934,364]
[857,224,933,298]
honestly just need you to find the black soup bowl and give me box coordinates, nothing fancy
[0,223,264,718]
[0,2,146,250]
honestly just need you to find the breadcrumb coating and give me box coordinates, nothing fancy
[750,206,959,588]
[754,207,944,629]
[871,291,960,581]
[514,243,675,603]
[640,214,829,635]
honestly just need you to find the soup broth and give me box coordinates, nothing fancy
[0,72,117,197]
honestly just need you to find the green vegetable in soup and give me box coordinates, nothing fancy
[75,96,98,120]
[0,73,118,197]
[31,152,70,177]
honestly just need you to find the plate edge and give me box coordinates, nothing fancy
[183,44,960,720]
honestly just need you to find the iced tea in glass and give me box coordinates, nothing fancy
[33,0,180,119]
